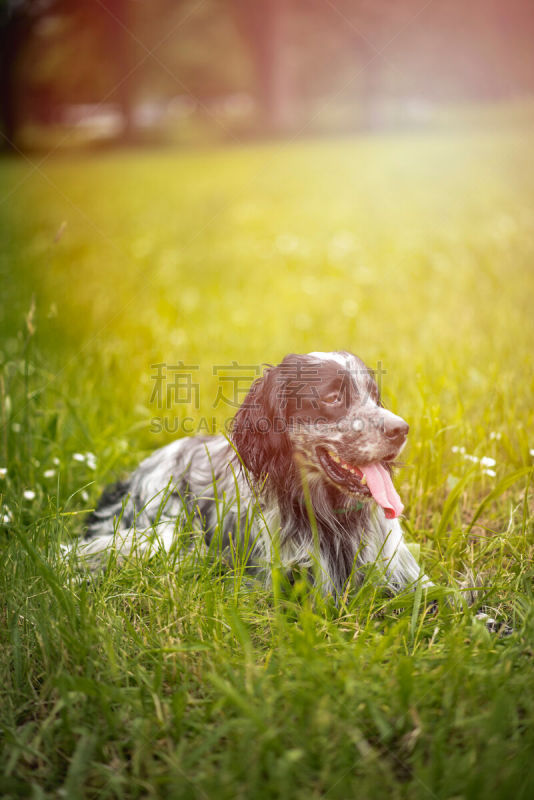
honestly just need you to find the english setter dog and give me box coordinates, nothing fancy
[78,350,431,598]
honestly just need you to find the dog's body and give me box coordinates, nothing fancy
[79,350,430,597]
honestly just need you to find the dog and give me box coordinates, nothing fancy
[77,350,433,599]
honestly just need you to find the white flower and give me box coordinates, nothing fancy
[81,490,89,502]
[489,432,502,441]
[480,457,496,468]
[23,490,36,501]
[463,454,479,463]
[2,506,12,524]
[52,457,60,466]
[12,423,21,433]
[483,469,497,477]
[0,468,6,478]
[452,446,466,454]
[530,449,534,458]
[85,452,97,470]
[72,452,97,469]
[43,469,55,479]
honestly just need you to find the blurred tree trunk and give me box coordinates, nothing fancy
[0,8,32,149]
[105,0,136,142]
[231,0,295,134]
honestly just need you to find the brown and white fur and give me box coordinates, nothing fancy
[76,351,431,598]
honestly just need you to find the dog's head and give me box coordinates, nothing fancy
[231,351,408,518]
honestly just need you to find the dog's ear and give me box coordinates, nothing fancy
[231,365,291,485]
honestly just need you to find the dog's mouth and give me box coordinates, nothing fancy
[317,446,371,496]
[316,446,404,519]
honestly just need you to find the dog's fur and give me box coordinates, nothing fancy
[78,350,432,597]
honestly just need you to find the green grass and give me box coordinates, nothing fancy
[1,128,534,799]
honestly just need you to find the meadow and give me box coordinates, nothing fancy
[1,127,533,799]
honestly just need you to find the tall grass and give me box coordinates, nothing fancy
[1,128,533,798]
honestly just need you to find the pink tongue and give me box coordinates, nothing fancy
[359,463,404,519]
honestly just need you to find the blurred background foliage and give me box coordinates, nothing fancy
[2,0,534,151]
[2,6,534,797]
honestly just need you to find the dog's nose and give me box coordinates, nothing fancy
[382,409,410,444]
[386,417,409,440]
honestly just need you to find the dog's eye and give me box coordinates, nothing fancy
[323,391,340,404]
